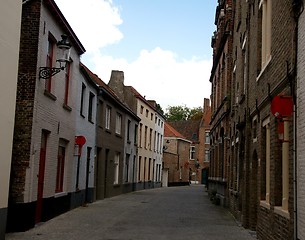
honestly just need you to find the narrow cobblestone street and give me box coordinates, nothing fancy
[6,185,256,240]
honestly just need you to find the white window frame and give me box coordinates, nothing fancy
[114,152,120,184]
[205,149,210,162]
[115,112,122,135]
[205,131,210,144]
[190,146,195,160]
[105,106,111,130]
[260,0,272,71]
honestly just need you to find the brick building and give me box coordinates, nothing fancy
[0,1,22,239]
[8,0,85,231]
[73,63,99,206]
[163,122,192,186]
[296,0,305,239]
[209,0,233,206]
[108,71,164,190]
[210,0,300,239]
[169,98,211,184]
[80,66,140,199]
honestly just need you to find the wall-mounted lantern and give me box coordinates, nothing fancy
[39,34,71,79]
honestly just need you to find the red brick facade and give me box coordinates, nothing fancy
[210,0,299,239]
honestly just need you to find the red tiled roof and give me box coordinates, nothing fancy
[80,63,140,121]
[164,122,187,139]
[169,119,201,142]
[126,86,157,111]
[42,0,86,54]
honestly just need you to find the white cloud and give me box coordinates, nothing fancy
[55,0,123,53]
[55,0,212,110]
[92,47,212,110]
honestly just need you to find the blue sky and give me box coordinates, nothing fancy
[55,0,217,110]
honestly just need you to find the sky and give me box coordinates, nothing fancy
[54,0,217,111]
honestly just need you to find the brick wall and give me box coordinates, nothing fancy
[247,1,295,239]
[10,0,41,202]
[297,5,305,239]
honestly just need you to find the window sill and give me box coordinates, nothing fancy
[88,119,94,124]
[80,113,85,119]
[274,206,290,219]
[115,133,122,138]
[44,90,57,101]
[54,191,68,198]
[63,103,72,112]
[256,56,272,82]
[260,200,270,210]
[106,129,111,134]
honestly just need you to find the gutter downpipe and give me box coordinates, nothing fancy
[292,1,303,239]
[293,10,298,240]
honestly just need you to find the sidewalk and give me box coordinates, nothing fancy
[6,186,256,240]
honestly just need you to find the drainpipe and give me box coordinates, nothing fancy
[292,1,304,239]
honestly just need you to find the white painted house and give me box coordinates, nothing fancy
[8,0,86,231]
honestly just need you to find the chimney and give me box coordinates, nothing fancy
[203,98,210,114]
[108,70,125,101]
[109,70,124,84]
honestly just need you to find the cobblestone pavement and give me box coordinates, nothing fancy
[6,185,257,240]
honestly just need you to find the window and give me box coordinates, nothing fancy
[160,135,163,153]
[114,152,120,184]
[134,124,138,145]
[281,119,290,211]
[242,37,247,95]
[45,36,55,92]
[125,154,130,182]
[80,83,86,117]
[149,128,152,150]
[190,146,195,160]
[64,62,71,105]
[148,158,151,180]
[259,0,272,71]
[56,140,67,193]
[98,100,103,127]
[115,113,122,135]
[140,105,144,114]
[157,133,160,153]
[154,131,157,151]
[138,156,142,181]
[253,117,258,141]
[205,150,210,162]
[261,118,270,204]
[88,92,95,122]
[127,120,131,142]
[151,113,153,121]
[205,131,210,144]
[105,106,111,130]
[144,126,148,149]
[146,109,149,117]
[139,123,143,147]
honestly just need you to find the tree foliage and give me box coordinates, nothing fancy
[165,105,203,121]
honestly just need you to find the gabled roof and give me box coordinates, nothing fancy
[80,63,140,121]
[169,119,201,143]
[164,122,187,139]
[23,0,86,54]
[127,86,155,109]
